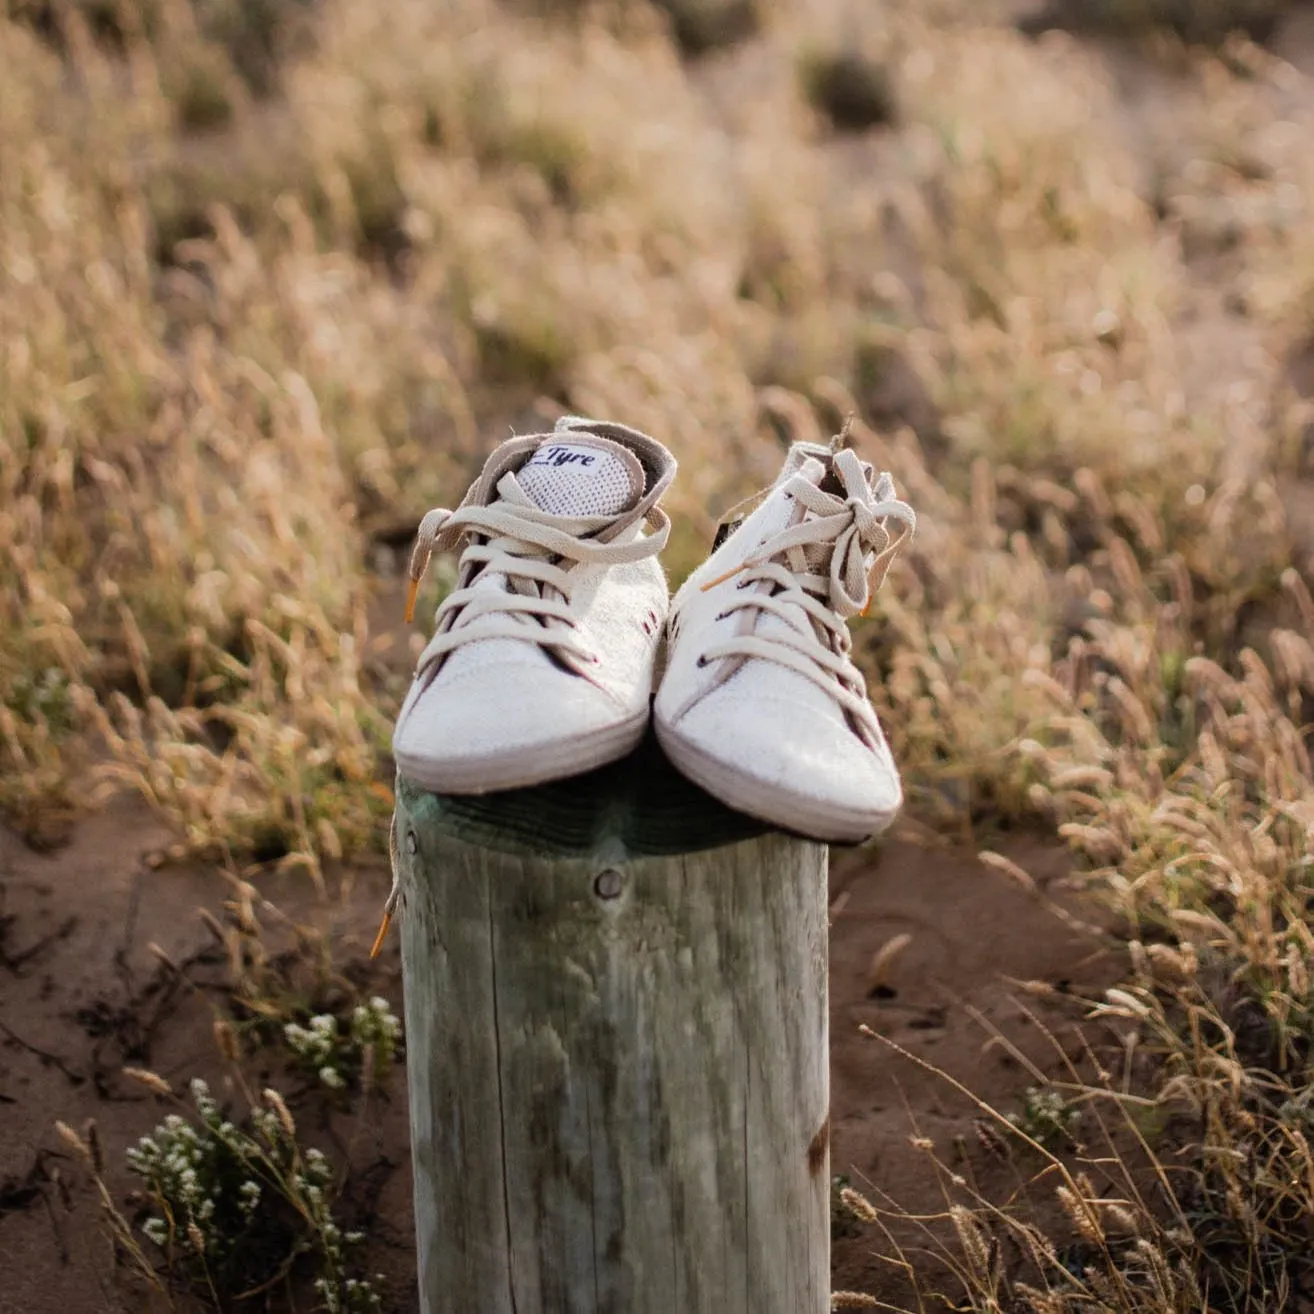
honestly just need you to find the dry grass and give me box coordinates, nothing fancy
[6,0,1314,1305]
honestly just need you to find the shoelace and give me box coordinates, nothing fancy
[371,812,402,960]
[694,448,915,735]
[404,468,670,674]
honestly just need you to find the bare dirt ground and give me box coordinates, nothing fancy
[0,798,413,1314]
[1,792,1118,1312]
[829,834,1128,1305]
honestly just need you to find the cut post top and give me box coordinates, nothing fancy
[394,730,774,860]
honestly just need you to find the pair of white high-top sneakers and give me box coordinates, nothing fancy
[392,415,915,843]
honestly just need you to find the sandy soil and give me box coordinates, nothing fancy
[0,792,1120,1312]
[0,797,412,1314]
[828,832,1128,1303]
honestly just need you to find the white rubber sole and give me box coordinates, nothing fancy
[394,707,650,795]
[654,719,899,845]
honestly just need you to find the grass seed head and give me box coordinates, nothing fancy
[263,1088,296,1139]
[123,1067,174,1097]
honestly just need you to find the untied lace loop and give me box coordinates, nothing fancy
[700,450,915,618]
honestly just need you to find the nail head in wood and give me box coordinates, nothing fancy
[593,868,623,899]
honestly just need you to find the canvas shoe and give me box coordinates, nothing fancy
[393,416,676,794]
[654,441,915,843]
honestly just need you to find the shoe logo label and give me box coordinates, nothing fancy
[527,444,598,471]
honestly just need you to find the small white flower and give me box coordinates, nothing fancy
[319,1065,346,1090]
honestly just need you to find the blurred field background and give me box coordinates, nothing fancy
[6,0,1314,1308]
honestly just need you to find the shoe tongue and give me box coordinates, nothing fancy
[437,434,642,682]
[516,436,644,518]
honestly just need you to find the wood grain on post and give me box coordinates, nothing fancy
[393,734,831,1314]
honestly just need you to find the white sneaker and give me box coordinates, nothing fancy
[654,441,915,842]
[393,417,676,793]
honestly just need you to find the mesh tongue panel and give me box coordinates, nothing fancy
[517,438,642,517]
[435,436,642,681]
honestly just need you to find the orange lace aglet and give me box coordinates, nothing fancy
[699,562,747,592]
[861,563,886,618]
[370,910,392,960]
[404,578,420,624]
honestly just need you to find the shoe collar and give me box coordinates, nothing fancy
[460,416,676,542]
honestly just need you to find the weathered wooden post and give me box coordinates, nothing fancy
[392,733,831,1314]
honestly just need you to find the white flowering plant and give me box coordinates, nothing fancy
[282,995,402,1094]
[126,1078,382,1312]
[1007,1085,1082,1150]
